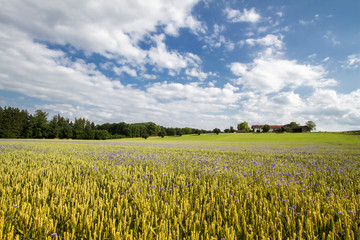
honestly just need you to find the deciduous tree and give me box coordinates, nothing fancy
[237,122,251,132]
[213,128,221,134]
[305,121,316,131]
[262,124,270,132]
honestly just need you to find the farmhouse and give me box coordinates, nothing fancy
[251,125,284,132]
[290,125,310,133]
[251,125,310,133]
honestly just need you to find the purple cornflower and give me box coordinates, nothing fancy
[51,233,57,236]
[348,210,354,213]
[338,211,343,215]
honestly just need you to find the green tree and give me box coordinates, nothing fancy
[95,130,110,140]
[48,115,60,138]
[84,120,95,139]
[145,122,157,136]
[62,119,73,138]
[73,118,86,139]
[32,110,49,138]
[289,122,299,128]
[195,130,202,135]
[176,129,184,136]
[224,129,230,133]
[141,132,149,139]
[229,126,235,133]
[213,128,221,134]
[0,107,29,138]
[159,128,167,138]
[305,121,316,131]
[183,127,192,135]
[237,122,251,132]
[262,124,270,133]
[166,128,176,136]
[282,126,291,132]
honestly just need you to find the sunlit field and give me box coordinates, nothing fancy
[1,134,359,239]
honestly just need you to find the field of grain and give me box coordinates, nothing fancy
[1,135,359,239]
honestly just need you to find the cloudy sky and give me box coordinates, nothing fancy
[1,0,359,131]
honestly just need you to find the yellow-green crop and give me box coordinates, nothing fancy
[0,140,359,239]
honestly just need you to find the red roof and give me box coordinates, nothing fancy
[251,125,284,129]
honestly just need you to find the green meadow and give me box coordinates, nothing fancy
[1,133,359,239]
[141,132,360,143]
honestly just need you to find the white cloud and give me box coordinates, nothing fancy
[142,74,157,80]
[185,68,208,81]
[324,30,340,46]
[276,12,283,18]
[230,62,248,76]
[245,34,284,49]
[344,54,360,69]
[230,55,337,94]
[0,0,204,74]
[308,53,317,59]
[202,24,234,51]
[303,89,360,130]
[0,25,242,129]
[231,89,360,131]
[113,66,137,77]
[1,1,359,132]
[147,34,205,78]
[146,82,240,105]
[0,26,358,131]
[225,8,261,23]
[299,19,312,25]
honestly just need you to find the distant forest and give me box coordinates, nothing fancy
[0,106,210,140]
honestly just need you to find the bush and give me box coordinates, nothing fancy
[262,124,270,133]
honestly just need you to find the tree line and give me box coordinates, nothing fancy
[0,106,210,139]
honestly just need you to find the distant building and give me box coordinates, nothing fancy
[235,130,247,133]
[289,125,310,133]
[251,124,310,133]
[251,125,284,132]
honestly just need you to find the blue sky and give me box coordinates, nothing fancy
[0,0,359,131]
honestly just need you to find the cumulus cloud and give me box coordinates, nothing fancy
[0,25,358,131]
[0,24,242,128]
[185,68,208,81]
[225,7,261,23]
[1,1,359,132]
[230,55,337,94]
[230,62,248,76]
[231,89,360,131]
[146,82,241,105]
[245,34,284,49]
[113,66,138,77]
[0,0,205,77]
